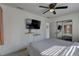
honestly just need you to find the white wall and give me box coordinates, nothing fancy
[0,4,49,55]
[49,12,79,42]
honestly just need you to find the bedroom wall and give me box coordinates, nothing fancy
[49,12,79,42]
[0,4,49,55]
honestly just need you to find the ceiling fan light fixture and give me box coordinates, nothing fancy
[49,9,54,12]
[39,3,68,14]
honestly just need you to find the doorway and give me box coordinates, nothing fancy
[56,20,72,41]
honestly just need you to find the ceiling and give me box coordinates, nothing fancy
[4,3,79,18]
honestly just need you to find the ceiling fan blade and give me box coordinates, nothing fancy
[55,6,68,9]
[39,6,49,8]
[43,10,49,14]
[53,3,57,7]
[49,3,57,9]
[53,11,56,14]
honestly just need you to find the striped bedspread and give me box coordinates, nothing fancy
[40,45,77,56]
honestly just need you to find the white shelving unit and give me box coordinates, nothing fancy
[25,33,41,44]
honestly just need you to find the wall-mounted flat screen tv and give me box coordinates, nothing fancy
[26,19,41,29]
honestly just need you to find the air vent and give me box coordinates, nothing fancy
[17,7,23,10]
[46,17,50,18]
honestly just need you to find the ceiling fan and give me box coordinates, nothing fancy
[39,3,68,14]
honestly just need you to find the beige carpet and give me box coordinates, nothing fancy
[6,48,29,56]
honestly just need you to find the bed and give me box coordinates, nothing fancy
[28,39,75,56]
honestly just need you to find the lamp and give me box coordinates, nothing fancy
[49,9,54,12]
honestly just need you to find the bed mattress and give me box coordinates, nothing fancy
[28,39,73,56]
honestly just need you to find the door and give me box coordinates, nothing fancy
[0,6,3,45]
[46,23,50,39]
[50,22,57,38]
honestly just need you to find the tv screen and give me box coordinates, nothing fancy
[26,19,41,29]
[31,19,41,29]
[57,25,62,30]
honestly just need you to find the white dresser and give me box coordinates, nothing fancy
[25,33,41,44]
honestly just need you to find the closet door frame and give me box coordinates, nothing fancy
[0,6,4,45]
